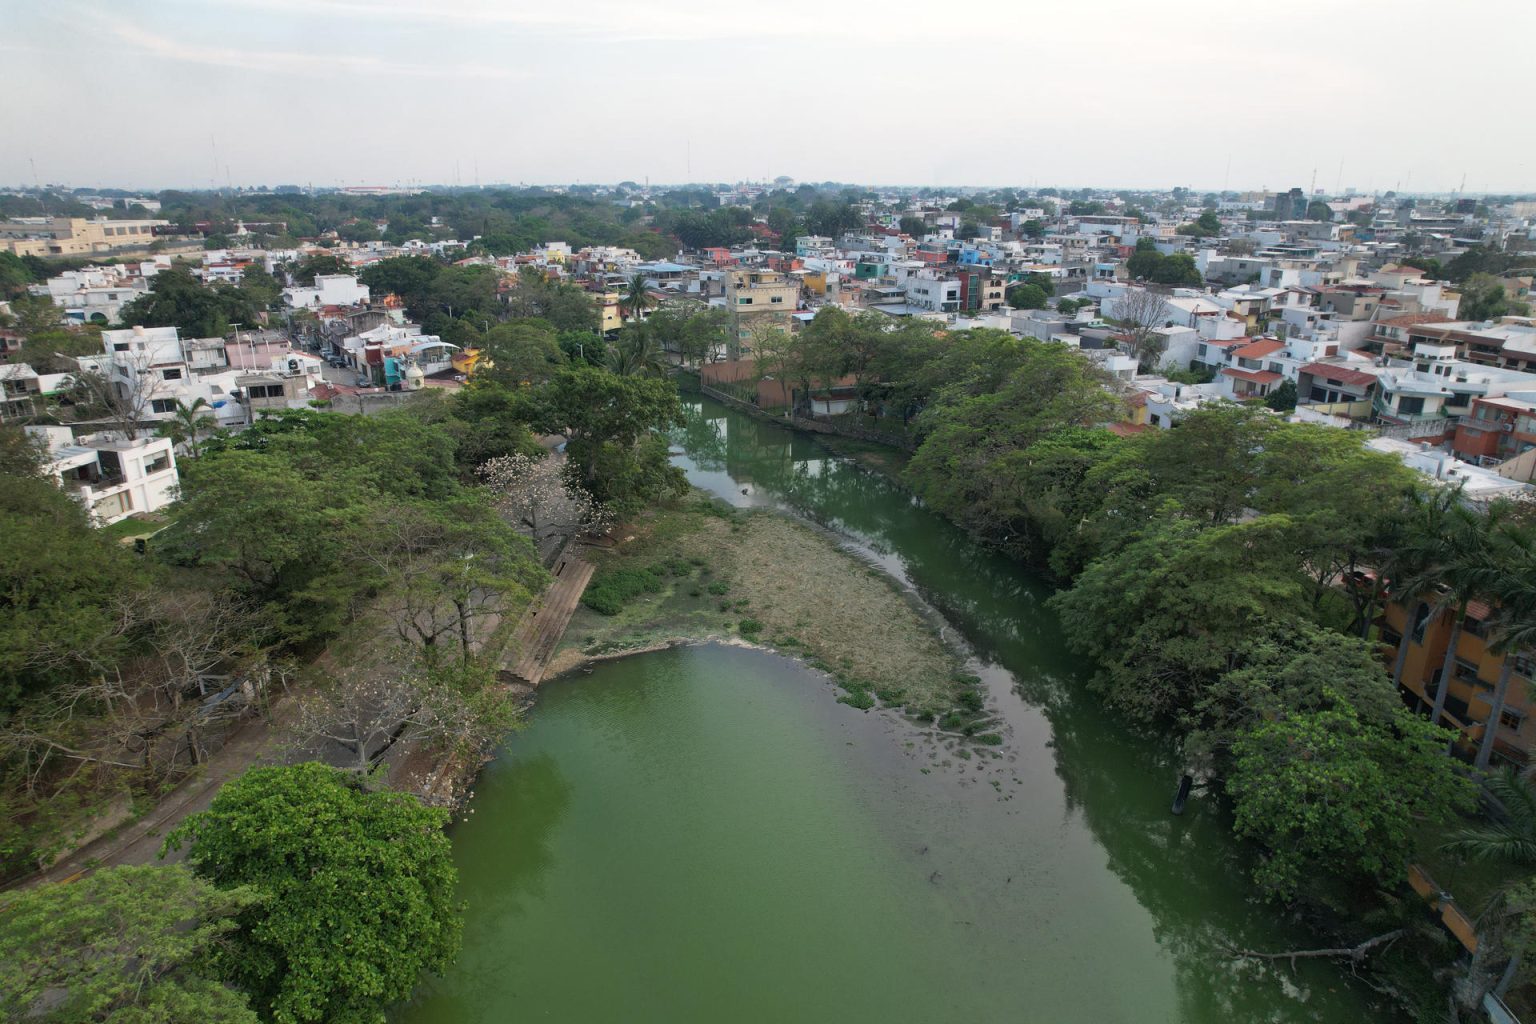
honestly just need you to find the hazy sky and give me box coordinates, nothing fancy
[3,0,1533,193]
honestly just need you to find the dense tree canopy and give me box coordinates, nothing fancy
[0,864,260,1023]
[168,763,460,1024]
[119,267,260,338]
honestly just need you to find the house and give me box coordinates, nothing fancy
[282,274,370,310]
[724,269,798,352]
[1371,339,1536,432]
[1216,338,1287,400]
[26,425,179,526]
[1365,437,1533,504]
[1450,395,1536,470]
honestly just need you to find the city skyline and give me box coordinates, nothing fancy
[3,0,1533,193]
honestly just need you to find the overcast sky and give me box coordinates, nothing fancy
[3,0,1532,194]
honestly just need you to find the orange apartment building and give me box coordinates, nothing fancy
[1380,597,1535,766]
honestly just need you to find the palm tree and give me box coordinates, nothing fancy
[605,324,666,378]
[1382,489,1459,690]
[622,273,655,323]
[1398,496,1496,728]
[1445,767,1536,865]
[1477,522,1536,770]
[156,397,216,458]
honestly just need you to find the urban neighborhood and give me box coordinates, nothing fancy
[3,4,1536,1024]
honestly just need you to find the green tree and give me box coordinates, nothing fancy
[1176,209,1222,237]
[1444,768,1536,865]
[119,267,256,338]
[606,322,668,378]
[167,763,460,1024]
[357,255,441,313]
[0,250,35,300]
[1306,200,1333,222]
[8,293,64,336]
[1049,515,1307,721]
[1006,283,1049,309]
[0,864,259,1023]
[1262,378,1297,411]
[898,215,928,236]
[1020,218,1045,239]
[1460,273,1529,321]
[524,366,685,510]
[1398,500,1499,727]
[288,252,349,285]
[236,265,282,309]
[1473,516,1536,769]
[1228,692,1469,899]
[475,319,566,389]
[0,475,145,714]
[622,272,656,322]
[156,396,218,457]
[1192,622,1409,766]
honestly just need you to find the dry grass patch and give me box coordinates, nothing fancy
[560,493,965,716]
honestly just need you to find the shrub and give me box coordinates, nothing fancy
[707,581,730,595]
[582,566,664,615]
[737,618,763,638]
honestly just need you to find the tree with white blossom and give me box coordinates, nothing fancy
[481,452,613,542]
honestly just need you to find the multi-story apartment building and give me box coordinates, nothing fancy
[1380,596,1535,768]
[724,269,797,353]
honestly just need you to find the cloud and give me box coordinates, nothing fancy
[99,14,523,80]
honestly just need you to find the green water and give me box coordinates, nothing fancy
[401,398,1394,1023]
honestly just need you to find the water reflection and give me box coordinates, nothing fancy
[670,396,1390,1022]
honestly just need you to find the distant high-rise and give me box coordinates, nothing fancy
[1272,187,1307,220]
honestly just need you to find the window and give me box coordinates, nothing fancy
[770,296,784,304]
[145,453,171,474]
[1397,396,1425,416]
[1501,709,1524,730]
[738,297,752,305]
[113,342,129,352]
[151,398,177,414]
[162,368,182,380]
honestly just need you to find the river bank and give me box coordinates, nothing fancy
[399,394,1395,1023]
[545,490,993,730]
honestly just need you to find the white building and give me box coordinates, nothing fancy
[27,425,179,526]
[1365,437,1533,506]
[282,274,370,310]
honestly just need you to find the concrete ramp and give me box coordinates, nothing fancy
[504,551,594,687]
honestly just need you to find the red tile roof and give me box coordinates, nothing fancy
[1298,362,1378,388]
[1221,367,1282,385]
[1108,422,1149,436]
[1231,339,1285,359]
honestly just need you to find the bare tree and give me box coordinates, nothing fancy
[61,349,176,439]
[296,661,419,773]
[481,452,612,543]
[1114,288,1172,372]
[0,588,262,788]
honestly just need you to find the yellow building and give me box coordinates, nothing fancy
[598,292,623,334]
[1381,597,1535,766]
[0,217,170,257]
[725,269,798,353]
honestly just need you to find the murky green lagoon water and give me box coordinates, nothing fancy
[400,398,1392,1024]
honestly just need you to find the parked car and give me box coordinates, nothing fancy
[356,375,372,388]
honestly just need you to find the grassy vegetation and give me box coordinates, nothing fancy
[554,491,983,725]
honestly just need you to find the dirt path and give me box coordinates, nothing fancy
[23,711,287,886]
